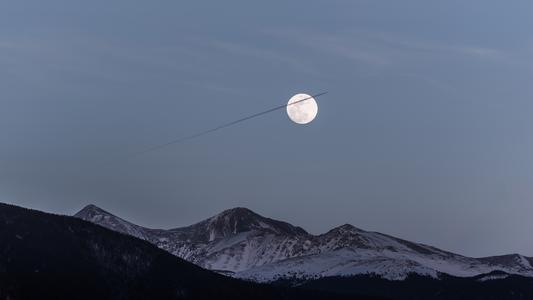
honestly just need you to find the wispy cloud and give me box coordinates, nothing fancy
[303,35,389,66]
[265,29,391,67]
[208,40,319,75]
[266,28,508,66]
[449,46,502,59]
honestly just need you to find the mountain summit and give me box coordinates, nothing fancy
[74,204,150,240]
[184,207,308,242]
[75,205,533,282]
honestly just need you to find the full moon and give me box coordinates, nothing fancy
[286,93,318,124]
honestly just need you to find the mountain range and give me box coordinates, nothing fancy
[0,203,370,300]
[75,205,533,283]
[3,202,533,299]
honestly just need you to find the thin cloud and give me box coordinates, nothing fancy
[267,28,507,65]
[208,40,319,75]
[265,29,391,66]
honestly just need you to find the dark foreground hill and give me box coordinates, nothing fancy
[0,203,382,300]
[298,272,533,300]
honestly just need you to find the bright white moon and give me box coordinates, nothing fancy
[286,93,318,124]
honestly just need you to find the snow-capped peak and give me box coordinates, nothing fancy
[75,204,109,217]
[74,204,149,240]
[74,204,116,222]
[172,207,308,243]
[327,224,364,234]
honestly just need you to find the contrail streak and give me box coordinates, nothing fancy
[136,92,327,155]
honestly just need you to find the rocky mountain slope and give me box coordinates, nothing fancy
[75,205,533,282]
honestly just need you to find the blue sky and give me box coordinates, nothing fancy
[1,1,533,257]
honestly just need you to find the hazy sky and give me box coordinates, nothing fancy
[2,1,533,257]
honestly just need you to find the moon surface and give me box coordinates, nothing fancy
[286,93,318,124]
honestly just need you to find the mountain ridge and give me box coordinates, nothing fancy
[74,204,533,282]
